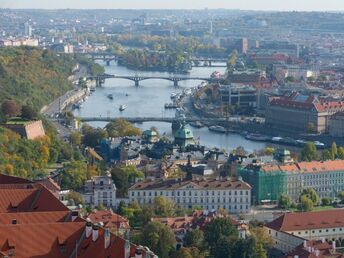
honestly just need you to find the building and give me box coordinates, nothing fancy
[266,210,344,254]
[83,174,117,208]
[329,112,344,137]
[129,177,252,214]
[0,174,156,258]
[87,209,130,236]
[174,125,195,147]
[1,120,45,140]
[239,159,344,204]
[227,69,265,84]
[24,22,32,37]
[265,93,344,134]
[219,84,257,108]
[283,239,344,258]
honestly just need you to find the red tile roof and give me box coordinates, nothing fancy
[0,211,71,224]
[0,174,32,184]
[284,240,344,258]
[0,184,68,213]
[87,210,130,230]
[266,210,344,232]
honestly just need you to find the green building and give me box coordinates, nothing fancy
[174,125,195,147]
[238,165,287,205]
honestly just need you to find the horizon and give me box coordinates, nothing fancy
[2,0,344,12]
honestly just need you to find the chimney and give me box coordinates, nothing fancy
[321,237,325,243]
[135,247,143,258]
[303,240,307,248]
[315,249,320,257]
[86,221,92,238]
[332,241,336,252]
[71,210,79,222]
[92,224,99,242]
[124,240,131,258]
[104,228,110,249]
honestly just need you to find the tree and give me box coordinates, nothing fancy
[278,194,291,209]
[338,191,344,203]
[299,195,313,211]
[331,142,338,159]
[1,100,21,118]
[306,122,316,134]
[66,191,84,206]
[61,161,87,190]
[69,132,82,145]
[82,124,107,147]
[250,226,274,252]
[21,105,37,120]
[321,149,334,161]
[321,197,331,206]
[105,118,141,137]
[140,221,176,258]
[300,188,320,205]
[254,241,267,258]
[204,217,238,255]
[301,142,318,161]
[184,229,204,249]
[153,196,176,217]
[213,236,233,258]
[338,147,344,159]
[110,166,144,197]
[131,205,154,228]
[171,247,203,258]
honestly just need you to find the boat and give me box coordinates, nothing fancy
[271,137,283,143]
[119,104,126,111]
[107,94,114,100]
[209,125,226,133]
[245,133,270,141]
[314,141,325,148]
[189,121,203,128]
[170,93,177,99]
[164,103,178,109]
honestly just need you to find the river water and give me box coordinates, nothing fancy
[73,62,266,152]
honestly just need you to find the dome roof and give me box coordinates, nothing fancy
[143,130,158,137]
[175,127,194,139]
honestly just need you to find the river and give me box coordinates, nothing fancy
[73,61,266,152]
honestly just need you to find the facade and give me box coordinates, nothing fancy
[219,84,257,108]
[266,210,344,254]
[129,178,252,214]
[266,93,344,134]
[329,112,344,137]
[83,174,117,208]
[1,120,45,140]
[239,160,344,204]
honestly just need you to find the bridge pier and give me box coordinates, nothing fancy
[173,80,178,87]
[134,80,140,87]
[106,60,110,66]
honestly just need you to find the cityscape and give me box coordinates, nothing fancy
[3,1,344,258]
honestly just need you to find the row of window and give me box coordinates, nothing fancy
[130,190,249,197]
[133,196,249,204]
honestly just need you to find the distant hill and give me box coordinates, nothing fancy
[0,46,76,111]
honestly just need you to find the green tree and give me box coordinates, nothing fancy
[321,197,331,206]
[299,195,314,211]
[82,124,107,147]
[61,160,87,190]
[213,236,233,258]
[171,247,203,258]
[21,105,37,120]
[338,147,344,159]
[278,194,291,209]
[254,241,267,258]
[153,196,176,217]
[131,205,154,228]
[300,188,320,205]
[140,221,176,258]
[331,142,338,159]
[184,229,204,249]
[204,217,238,255]
[66,191,84,205]
[301,142,318,161]
[321,149,334,161]
[69,131,82,145]
[105,118,141,137]
[338,191,344,203]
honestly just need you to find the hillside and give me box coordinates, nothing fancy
[0,46,76,111]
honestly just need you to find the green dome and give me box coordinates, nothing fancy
[175,127,194,139]
[143,130,157,137]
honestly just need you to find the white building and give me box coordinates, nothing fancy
[129,177,252,214]
[265,210,344,253]
[83,174,117,208]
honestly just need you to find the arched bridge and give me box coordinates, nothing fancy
[87,73,224,86]
[78,116,227,123]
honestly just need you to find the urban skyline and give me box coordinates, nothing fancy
[2,0,344,11]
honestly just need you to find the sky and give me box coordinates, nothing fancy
[1,0,344,11]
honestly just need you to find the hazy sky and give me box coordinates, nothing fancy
[1,0,344,11]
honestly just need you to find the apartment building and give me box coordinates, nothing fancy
[129,177,252,214]
[83,174,117,208]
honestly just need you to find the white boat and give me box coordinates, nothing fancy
[170,93,177,99]
[209,125,226,133]
[119,104,126,111]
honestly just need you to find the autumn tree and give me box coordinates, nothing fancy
[1,100,21,118]
[21,105,37,120]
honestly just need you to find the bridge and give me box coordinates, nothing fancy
[77,116,227,123]
[87,73,224,86]
[76,52,227,67]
